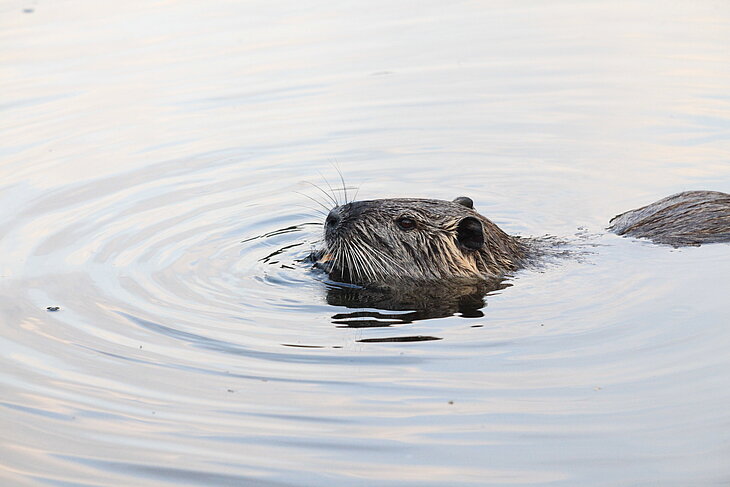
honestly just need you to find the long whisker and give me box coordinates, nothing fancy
[332,160,348,205]
[335,243,346,280]
[340,243,355,281]
[350,244,370,281]
[316,170,341,207]
[355,246,372,282]
[347,242,365,281]
[295,191,332,213]
[364,242,407,279]
[303,181,338,208]
[369,245,402,275]
[294,204,327,218]
[356,241,384,280]
[355,240,382,282]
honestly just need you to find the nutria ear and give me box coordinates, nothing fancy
[453,196,474,209]
[457,216,484,249]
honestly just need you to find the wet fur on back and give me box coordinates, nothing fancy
[609,190,730,246]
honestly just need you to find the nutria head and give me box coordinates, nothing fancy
[317,196,524,285]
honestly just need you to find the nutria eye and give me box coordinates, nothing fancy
[396,217,416,230]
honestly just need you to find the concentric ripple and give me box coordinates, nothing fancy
[1,151,729,487]
[3,0,730,485]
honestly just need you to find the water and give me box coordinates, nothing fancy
[2,1,730,485]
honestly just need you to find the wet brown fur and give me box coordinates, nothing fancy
[609,190,730,246]
[319,198,525,285]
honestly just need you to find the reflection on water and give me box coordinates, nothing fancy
[2,1,730,486]
[324,279,504,325]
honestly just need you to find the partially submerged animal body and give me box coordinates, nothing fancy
[608,190,730,246]
[315,196,525,287]
[315,190,730,291]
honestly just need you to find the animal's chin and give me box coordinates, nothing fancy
[312,250,350,281]
[311,250,331,268]
[311,252,359,284]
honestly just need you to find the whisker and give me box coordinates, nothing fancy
[293,204,327,218]
[332,160,348,205]
[369,245,404,276]
[357,241,385,280]
[339,243,354,281]
[351,245,369,281]
[316,170,341,207]
[347,242,364,281]
[334,243,346,279]
[367,244,407,279]
[295,191,332,213]
[303,181,338,208]
[354,246,371,281]
[356,242,381,282]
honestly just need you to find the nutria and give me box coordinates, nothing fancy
[315,196,525,285]
[608,190,730,246]
[315,190,730,287]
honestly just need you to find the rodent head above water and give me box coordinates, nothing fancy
[315,196,525,285]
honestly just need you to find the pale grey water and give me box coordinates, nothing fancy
[2,1,730,486]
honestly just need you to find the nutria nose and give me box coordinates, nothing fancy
[325,209,342,228]
[326,202,367,230]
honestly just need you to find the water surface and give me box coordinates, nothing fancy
[2,1,730,486]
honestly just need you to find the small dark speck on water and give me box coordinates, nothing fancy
[448,401,454,405]
[46,306,60,312]
[227,389,235,393]
[471,324,483,328]
[22,8,34,13]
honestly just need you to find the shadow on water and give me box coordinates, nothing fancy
[323,278,511,342]
[324,278,512,327]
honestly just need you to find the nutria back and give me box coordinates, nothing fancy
[608,190,730,246]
